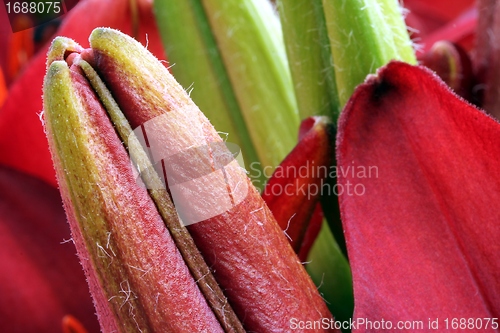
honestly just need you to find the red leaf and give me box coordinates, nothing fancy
[0,166,99,333]
[0,0,165,188]
[337,61,500,328]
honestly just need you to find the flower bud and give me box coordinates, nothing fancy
[44,28,335,332]
[44,38,224,333]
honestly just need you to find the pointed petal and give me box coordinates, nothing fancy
[262,116,334,253]
[337,61,500,325]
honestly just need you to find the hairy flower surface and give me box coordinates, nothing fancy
[43,28,335,333]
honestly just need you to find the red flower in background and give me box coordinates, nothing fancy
[0,0,166,187]
[404,0,476,54]
[0,166,98,333]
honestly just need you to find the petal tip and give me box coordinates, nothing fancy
[47,37,83,69]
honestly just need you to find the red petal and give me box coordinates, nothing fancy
[0,166,99,333]
[0,0,165,188]
[337,61,500,325]
[297,203,324,262]
[262,116,333,253]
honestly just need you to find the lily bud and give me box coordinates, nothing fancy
[44,39,224,333]
[44,28,334,332]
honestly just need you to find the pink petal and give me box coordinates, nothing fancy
[337,61,500,329]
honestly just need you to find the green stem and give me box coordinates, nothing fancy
[278,0,340,120]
